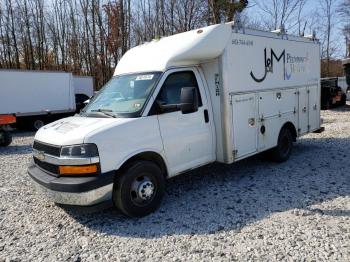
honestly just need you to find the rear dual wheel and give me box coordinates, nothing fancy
[113,161,165,217]
[269,127,293,162]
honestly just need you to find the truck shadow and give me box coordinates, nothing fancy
[328,103,350,112]
[64,136,350,238]
[0,145,32,156]
[11,130,36,137]
[0,131,34,156]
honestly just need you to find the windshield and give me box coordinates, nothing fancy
[83,72,162,118]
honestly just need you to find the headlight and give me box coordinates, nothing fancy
[60,144,99,158]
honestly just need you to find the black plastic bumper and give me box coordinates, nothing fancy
[28,163,114,193]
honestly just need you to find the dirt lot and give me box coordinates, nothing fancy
[0,105,349,261]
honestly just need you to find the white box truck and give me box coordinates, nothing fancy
[28,22,322,217]
[73,76,94,97]
[0,70,76,130]
[73,76,94,112]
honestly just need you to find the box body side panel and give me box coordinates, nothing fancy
[218,31,320,162]
[0,71,75,115]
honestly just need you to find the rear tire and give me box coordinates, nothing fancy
[269,127,293,162]
[113,161,165,217]
[32,119,45,130]
[325,99,332,110]
[340,94,346,106]
[0,130,12,147]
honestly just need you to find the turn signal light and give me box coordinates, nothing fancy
[59,164,98,175]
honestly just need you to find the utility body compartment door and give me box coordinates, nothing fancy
[308,85,320,131]
[298,87,309,135]
[258,89,298,151]
[231,93,258,159]
[298,85,320,134]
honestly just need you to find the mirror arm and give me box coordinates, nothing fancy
[158,103,181,110]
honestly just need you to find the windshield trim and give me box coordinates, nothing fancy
[83,71,163,118]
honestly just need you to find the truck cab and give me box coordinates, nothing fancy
[29,67,215,217]
[28,23,321,217]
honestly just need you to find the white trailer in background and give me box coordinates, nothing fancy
[73,76,94,97]
[0,70,76,130]
[73,76,94,111]
[29,22,323,217]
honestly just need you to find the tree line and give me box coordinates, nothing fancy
[0,0,247,88]
[249,0,350,77]
[0,0,349,89]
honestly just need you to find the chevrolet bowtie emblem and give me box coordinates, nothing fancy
[35,151,45,161]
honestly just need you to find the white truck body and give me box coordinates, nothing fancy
[0,70,76,116]
[73,76,94,97]
[29,23,321,213]
[116,23,320,165]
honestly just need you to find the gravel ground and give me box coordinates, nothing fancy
[1,105,349,262]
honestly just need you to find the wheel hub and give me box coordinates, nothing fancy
[34,120,44,130]
[138,181,154,200]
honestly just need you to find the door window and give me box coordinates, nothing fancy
[157,71,202,109]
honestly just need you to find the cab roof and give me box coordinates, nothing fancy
[114,22,318,76]
[114,24,231,75]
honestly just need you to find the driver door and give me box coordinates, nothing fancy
[152,68,214,176]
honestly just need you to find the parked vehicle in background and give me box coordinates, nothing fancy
[343,59,350,100]
[0,115,16,147]
[0,70,94,131]
[28,22,322,217]
[321,78,346,109]
[73,76,94,112]
[337,76,348,94]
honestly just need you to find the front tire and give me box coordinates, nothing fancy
[269,127,293,162]
[0,130,12,147]
[113,161,165,217]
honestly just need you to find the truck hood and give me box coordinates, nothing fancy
[34,116,133,146]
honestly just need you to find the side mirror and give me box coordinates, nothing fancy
[180,87,199,114]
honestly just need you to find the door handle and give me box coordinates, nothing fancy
[204,109,209,123]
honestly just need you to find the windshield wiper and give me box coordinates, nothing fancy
[90,109,116,118]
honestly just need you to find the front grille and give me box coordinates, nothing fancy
[33,141,61,157]
[34,158,59,175]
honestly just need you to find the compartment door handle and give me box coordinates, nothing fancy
[204,109,209,123]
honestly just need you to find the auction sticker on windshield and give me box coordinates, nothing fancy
[136,75,154,81]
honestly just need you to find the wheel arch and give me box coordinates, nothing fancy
[281,121,297,142]
[116,151,169,178]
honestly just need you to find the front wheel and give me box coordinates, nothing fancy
[0,130,12,147]
[269,127,293,162]
[113,161,165,217]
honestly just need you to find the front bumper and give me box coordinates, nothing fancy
[28,163,114,206]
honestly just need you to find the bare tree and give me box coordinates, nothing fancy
[252,0,304,30]
[0,0,250,89]
[337,0,350,57]
[321,0,336,76]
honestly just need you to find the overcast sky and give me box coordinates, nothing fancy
[244,0,347,58]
